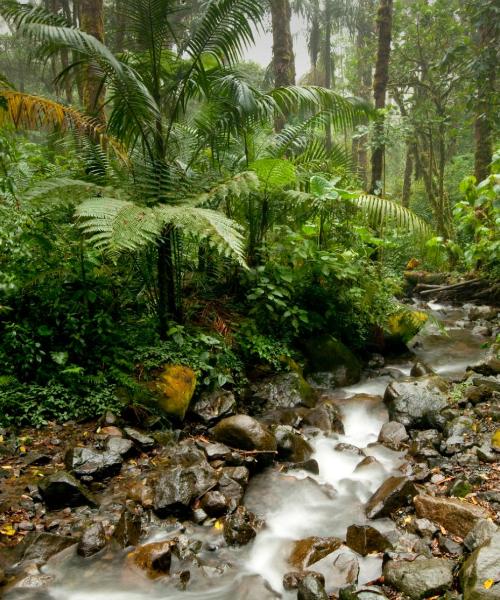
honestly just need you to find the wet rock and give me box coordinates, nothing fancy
[448,478,473,498]
[383,557,454,600]
[415,518,438,538]
[378,421,409,450]
[472,325,492,337]
[302,400,344,434]
[222,466,249,487]
[105,437,133,457]
[190,390,236,424]
[154,462,218,517]
[437,533,463,556]
[250,372,315,412]
[12,532,76,567]
[283,458,320,474]
[346,524,393,556]
[202,442,233,461]
[38,471,97,509]
[4,563,55,596]
[339,586,388,600]
[123,427,155,450]
[149,364,197,420]
[354,456,381,471]
[113,508,142,548]
[274,426,313,463]
[304,335,362,387]
[463,519,498,552]
[65,447,123,480]
[414,494,489,537]
[468,305,498,321]
[368,354,385,369]
[384,376,450,429]
[469,343,500,376]
[410,361,435,377]
[234,574,280,599]
[298,572,329,600]
[212,415,277,453]
[127,540,175,579]
[332,549,360,586]
[289,536,342,569]
[476,445,497,463]
[365,476,416,519]
[335,442,365,456]
[99,425,123,437]
[128,479,154,509]
[283,570,325,591]
[200,491,228,517]
[77,522,106,558]
[460,531,500,600]
[223,506,260,546]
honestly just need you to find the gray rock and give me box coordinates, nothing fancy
[460,531,500,600]
[346,524,393,556]
[414,494,489,537]
[123,427,155,449]
[298,572,329,600]
[77,522,106,558]
[302,400,344,434]
[274,425,313,463]
[65,447,123,480]
[223,506,260,546]
[365,476,416,519]
[190,390,236,424]
[304,335,362,387]
[200,491,229,517]
[469,343,500,376]
[464,519,498,552]
[12,532,76,566]
[38,471,97,509]
[383,557,454,599]
[212,415,277,453]
[335,442,365,456]
[250,372,315,412]
[106,437,134,457]
[378,421,409,450]
[410,361,435,377]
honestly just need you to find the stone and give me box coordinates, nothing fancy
[414,495,489,537]
[150,364,197,420]
[234,574,280,599]
[113,508,142,548]
[64,447,123,480]
[346,525,393,556]
[200,491,228,517]
[448,478,473,498]
[469,344,500,376]
[340,586,388,600]
[335,442,365,455]
[415,518,438,538]
[105,437,133,457]
[217,475,244,510]
[123,427,155,450]
[383,557,454,600]
[460,531,500,600]
[38,471,97,509]
[437,533,463,556]
[249,372,315,412]
[212,415,277,453]
[410,361,435,377]
[302,400,344,434]
[304,335,362,387]
[298,572,329,600]
[378,421,409,450]
[332,550,360,586]
[283,571,325,591]
[77,522,106,558]
[127,540,175,579]
[464,519,498,552]
[202,442,232,461]
[385,311,429,350]
[154,462,218,517]
[274,425,313,463]
[289,536,342,569]
[222,466,249,487]
[384,376,450,429]
[365,476,416,519]
[13,532,77,566]
[223,506,260,546]
[468,305,498,321]
[190,390,236,424]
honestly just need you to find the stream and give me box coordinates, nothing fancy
[30,301,491,600]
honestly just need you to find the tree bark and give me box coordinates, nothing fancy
[369,0,393,194]
[323,0,332,151]
[79,0,106,121]
[402,145,413,207]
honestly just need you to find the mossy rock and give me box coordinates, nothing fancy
[492,430,500,452]
[303,335,361,387]
[150,365,197,420]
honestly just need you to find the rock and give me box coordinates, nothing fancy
[340,586,388,600]
[354,456,381,471]
[274,426,313,463]
[298,572,329,600]
[190,390,236,424]
[123,427,155,450]
[383,557,454,600]
[415,518,438,538]
[302,400,344,434]
[223,506,260,546]
[378,422,409,450]
[64,447,123,480]
[460,531,500,600]
[473,325,492,337]
[384,376,450,429]
[113,508,142,548]
[469,344,500,376]
[202,442,233,461]
[332,549,360,586]
[283,571,325,591]
[414,495,489,537]
[447,478,473,498]
[77,522,106,558]
[222,466,249,487]
[99,425,123,437]
[385,311,429,351]
[476,446,497,463]
[464,519,498,551]
[346,525,392,556]
[38,471,97,509]
[335,442,365,456]
[249,372,315,412]
[304,335,362,387]
[289,536,342,569]
[437,533,463,556]
[468,305,498,321]
[149,364,197,420]
[234,574,281,599]
[365,476,416,519]
[105,437,133,457]
[200,491,228,517]
[153,462,218,517]
[127,540,175,579]
[368,354,385,369]
[410,361,435,377]
[12,532,76,566]
[212,415,277,453]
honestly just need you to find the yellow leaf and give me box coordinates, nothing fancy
[0,435,4,443]
[19,445,27,453]
[213,520,224,531]
[403,516,412,525]
[0,524,16,536]
[483,579,494,590]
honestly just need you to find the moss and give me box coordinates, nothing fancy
[150,364,197,420]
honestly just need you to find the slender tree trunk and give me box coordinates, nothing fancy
[402,145,413,207]
[157,227,180,340]
[369,0,393,194]
[79,0,106,121]
[324,1,332,151]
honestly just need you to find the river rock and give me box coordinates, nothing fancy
[234,574,280,599]
[149,364,197,420]
[460,531,500,600]
[38,471,97,509]
[384,376,450,429]
[274,425,313,462]
[127,540,175,579]
[200,490,229,517]
[289,536,342,569]
[339,586,388,600]
[212,415,277,453]
[378,421,409,450]
[113,508,142,548]
[335,442,365,455]
[154,462,218,516]
[222,466,249,487]
[190,390,236,424]
[123,427,155,450]
[469,344,500,376]
[332,549,360,586]
[77,522,106,558]
[383,557,454,599]
[249,372,315,412]
[464,519,498,552]
[298,572,329,600]
[105,437,134,456]
[365,476,416,519]
[414,494,489,537]
[284,570,325,591]
[346,524,393,556]
[302,400,344,434]
[65,447,123,480]
[223,506,260,546]
[410,361,435,377]
[304,335,362,387]
[13,532,77,566]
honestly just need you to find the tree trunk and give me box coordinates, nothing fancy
[369,0,393,194]
[157,227,180,340]
[79,0,106,121]
[323,1,332,151]
[402,144,413,207]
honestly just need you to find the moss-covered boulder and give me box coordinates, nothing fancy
[304,335,361,387]
[150,364,197,420]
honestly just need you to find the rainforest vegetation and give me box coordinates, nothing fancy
[0,0,498,427]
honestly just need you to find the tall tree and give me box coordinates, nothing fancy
[369,0,392,194]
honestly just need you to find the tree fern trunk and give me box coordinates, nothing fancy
[157,227,180,340]
[270,0,295,131]
[79,0,106,122]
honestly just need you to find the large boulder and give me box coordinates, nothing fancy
[414,495,489,537]
[190,390,236,424]
[249,372,315,412]
[64,447,123,480]
[460,531,500,600]
[378,422,409,450]
[383,558,454,600]
[212,415,277,453]
[38,471,97,509]
[304,335,361,387]
[274,425,313,463]
[365,476,416,519]
[150,364,197,420]
[384,376,450,429]
[302,400,344,434]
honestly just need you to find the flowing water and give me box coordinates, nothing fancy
[34,302,490,600]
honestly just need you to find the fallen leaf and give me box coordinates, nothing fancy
[213,520,223,531]
[483,579,494,590]
[0,524,16,536]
